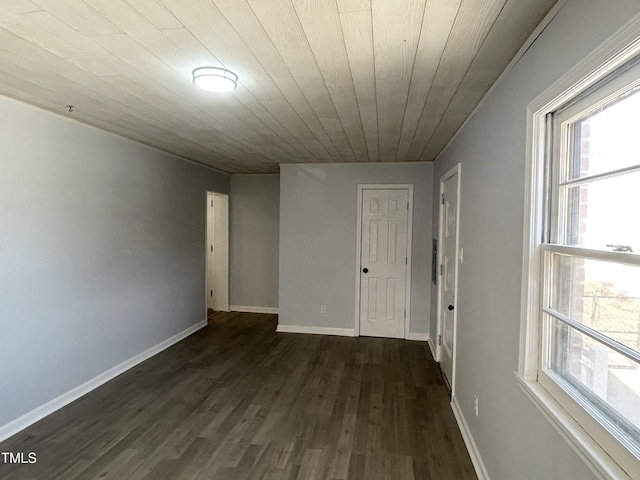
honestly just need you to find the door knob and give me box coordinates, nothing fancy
[448,305,454,311]
[362,268,369,273]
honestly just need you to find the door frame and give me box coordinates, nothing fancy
[436,164,461,394]
[206,191,230,313]
[354,184,414,338]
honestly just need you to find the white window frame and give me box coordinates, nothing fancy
[518,15,640,480]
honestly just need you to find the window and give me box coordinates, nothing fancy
[520,31,640,480]
[543,63,640,471]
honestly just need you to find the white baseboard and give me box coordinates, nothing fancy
[451,395,491,480]
[230,305,279,314]
[0,319,208,443]
[276,324,356,337]
[406,332,429,342]
[427,337,438,361]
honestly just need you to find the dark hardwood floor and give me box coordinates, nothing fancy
[0,312,476,480]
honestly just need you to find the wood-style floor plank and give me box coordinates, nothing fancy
[0,311,476,480]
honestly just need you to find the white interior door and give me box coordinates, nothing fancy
[206,192,229,312]
[439,170,459,390]
[359,188,410,339]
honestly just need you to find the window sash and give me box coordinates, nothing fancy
[550,62,640,253]
[542,305,640,364]
[539,60,640,474]
[519,19,640,480]
[539,323,640,456]
[558,163,640,188]
[542,243,640,266]
[554,63,640,140]
[538,368,640,475]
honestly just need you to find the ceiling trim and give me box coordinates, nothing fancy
[0,92,231,176]
[433,0,569,165]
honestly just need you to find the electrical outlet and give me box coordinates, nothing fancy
[474,395,479,416]
[320,305,327,314]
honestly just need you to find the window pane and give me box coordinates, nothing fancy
[559,169,640,251]
[549,253,640,355]
[546,316,640,453]
[567,87,640,181]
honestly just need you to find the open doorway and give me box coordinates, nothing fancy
[206,192,229,313]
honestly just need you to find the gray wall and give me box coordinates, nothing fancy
[279,162,433,334]
[0,95,229,428]
[229,174,279,309]
[430,0,640,478]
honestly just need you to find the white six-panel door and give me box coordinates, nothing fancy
[359,188,410,339]
[439,170,459,390]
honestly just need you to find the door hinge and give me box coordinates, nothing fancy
[210,290,213,297]
[210,245,213,253]
[407,201,409,210]
[438,334,442,346]
[404,310,406,319]
[441,193,445,205]
[439,264,443,276]
[211,200,213,207]
[405,256,407,264]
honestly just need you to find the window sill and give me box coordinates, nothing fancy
[514,373,633,480]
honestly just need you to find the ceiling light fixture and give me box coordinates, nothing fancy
[192,66,238,93]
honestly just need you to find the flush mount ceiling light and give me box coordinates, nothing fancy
[192,66,238,93]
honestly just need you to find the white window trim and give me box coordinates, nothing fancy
[518,13,640,480]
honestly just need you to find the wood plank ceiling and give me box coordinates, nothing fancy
[0,0,559,173]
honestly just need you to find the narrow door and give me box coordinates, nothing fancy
[206,192,229,312]
[359,188,410,339]
[206,193,216,310]
[439,171,459,390]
